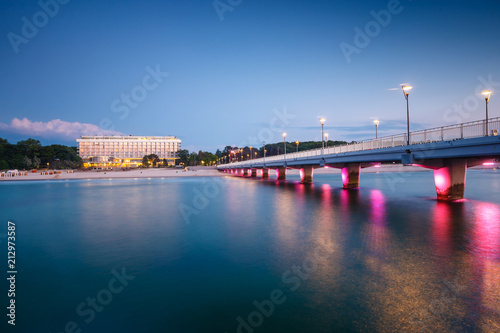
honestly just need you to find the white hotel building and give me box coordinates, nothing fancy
[77,135,181,167]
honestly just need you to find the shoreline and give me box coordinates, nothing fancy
[1,165,496,182]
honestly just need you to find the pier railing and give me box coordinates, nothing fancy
[221,117,500,167]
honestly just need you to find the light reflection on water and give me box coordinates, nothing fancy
[0,172,499,332]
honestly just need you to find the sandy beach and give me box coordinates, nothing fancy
[0,167,224,181]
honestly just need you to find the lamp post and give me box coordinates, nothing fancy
[482,91,492,136]
[324,133,329,149]
[401,85,413,145]
[249,146,253,159]
[295,141,299,152]
[282,132,287,160]
[373,119,379,139]
[320,118,326,153]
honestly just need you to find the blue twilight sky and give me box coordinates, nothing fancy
[1,0,499,152]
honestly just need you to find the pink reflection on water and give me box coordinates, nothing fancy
[470,201,500,320]
[320,184,333,206]
[367,190,389,255]
[471,202,500,259]
[431,202,454,260]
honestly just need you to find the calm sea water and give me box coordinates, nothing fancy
[1,170,500,333]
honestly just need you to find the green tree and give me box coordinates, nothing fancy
[33,156,41,168]
[23,156,32,169]
[0,160,8,170]
[176,149,190,166]
[142,155,150,167]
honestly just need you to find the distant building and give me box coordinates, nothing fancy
[77,135,181,168]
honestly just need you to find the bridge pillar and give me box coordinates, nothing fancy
[433,159,467,201]
[276,167,287,180]
[341,163,360,189]
[261,168,269,179]
[300,166,314,184]
[251,168,258,177]
[243,168,249,176]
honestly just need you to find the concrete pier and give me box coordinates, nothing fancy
[300,166,314,184]
[251,168,258,177]
[433,159,467,201]
[341,163,360,189]
[276,167,287,180]
[261,168,269,179]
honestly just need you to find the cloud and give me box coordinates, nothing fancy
[0,117,123,140]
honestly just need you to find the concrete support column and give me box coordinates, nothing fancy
[433,159,467,201]
[261,168,269,179]
[276,167,287,180]
[300,166,314,184]
[341,163,360,189]
[251,168,258,177]
[243,168,249,176]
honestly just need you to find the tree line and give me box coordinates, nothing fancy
[176,139,348,166]
[213,139,347,163]
[0,138,82,170]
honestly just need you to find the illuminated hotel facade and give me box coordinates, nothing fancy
[77,135,181,167]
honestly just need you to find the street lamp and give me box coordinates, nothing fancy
[249,146,253,159]
[401,85,413,145]
[295,141,299,152]
[324,133,329,149]
[482,91,492,136]
[320,118,326,153]
[240,148,243,161]
[282,132,287,160]
[373,119,380,139]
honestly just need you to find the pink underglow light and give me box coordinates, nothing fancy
[483,162,495,166]
[299,169,304,182]
[434,168,451,193]
[341,167,348,187]
[374,165,381,168]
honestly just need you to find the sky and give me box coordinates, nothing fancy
[1,0,500,152]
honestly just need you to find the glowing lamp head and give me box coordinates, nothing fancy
[319,118,326,125]
[295,141,299,145]
[282,132,287,138]
[373,119,380,126]
[482,90,492,101]
[325,133,329,139]
[402,85,413,92]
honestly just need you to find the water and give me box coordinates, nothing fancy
[1,171,499,332]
